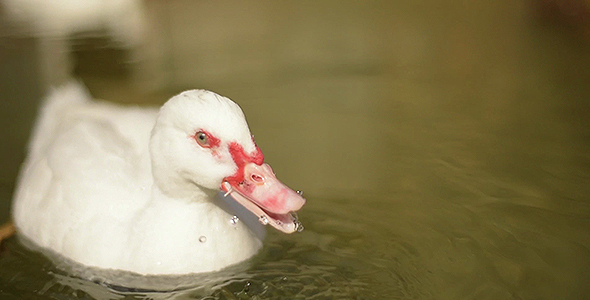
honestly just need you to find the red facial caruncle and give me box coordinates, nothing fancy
[193,129,305,233]
[224,142,264,186]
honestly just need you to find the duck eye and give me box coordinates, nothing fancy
[195,131,210,147]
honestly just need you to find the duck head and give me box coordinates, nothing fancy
[150,90,305,233]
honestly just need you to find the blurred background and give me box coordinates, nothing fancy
[1,0,590,299]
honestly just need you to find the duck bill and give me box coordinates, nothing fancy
[221,163,306,233]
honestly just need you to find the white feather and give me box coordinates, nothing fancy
[12,81,265,275]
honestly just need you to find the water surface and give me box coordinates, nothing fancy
[1,1,589,299]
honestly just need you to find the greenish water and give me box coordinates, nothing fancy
[1,1,590,299]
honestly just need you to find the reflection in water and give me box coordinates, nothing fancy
[1,0,590,299]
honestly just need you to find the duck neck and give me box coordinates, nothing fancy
[151,174,218,203]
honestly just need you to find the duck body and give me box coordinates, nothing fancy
[12,82,305,275]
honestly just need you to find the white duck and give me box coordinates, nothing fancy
[12,82,306,275]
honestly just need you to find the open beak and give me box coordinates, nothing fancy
[221,162,306,233]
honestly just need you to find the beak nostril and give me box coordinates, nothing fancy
[251,174,264,184]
